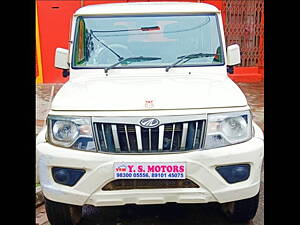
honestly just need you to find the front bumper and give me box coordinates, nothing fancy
[37,128,263,207]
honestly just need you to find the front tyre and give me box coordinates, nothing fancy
[45,198,82,225]
[221,192,260,223]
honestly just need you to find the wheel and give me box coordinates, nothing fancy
[221,192,259,223]
[45,198,82,225]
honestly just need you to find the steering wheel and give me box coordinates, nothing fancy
[97,44,133,64]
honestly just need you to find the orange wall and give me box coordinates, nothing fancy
[36,0,82,83]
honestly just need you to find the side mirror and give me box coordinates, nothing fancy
[227,44,241,66]
[55,48,69,69]
[55,48,69,77]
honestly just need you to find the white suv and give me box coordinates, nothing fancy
[36,2,264,225]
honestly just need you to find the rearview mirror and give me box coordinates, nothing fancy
[227,44,241,66]
[55,48,69,69]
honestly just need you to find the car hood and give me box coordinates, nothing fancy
[51,75,247,111]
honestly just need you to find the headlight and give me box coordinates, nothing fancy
[47,115,96,151]
[204,110,252,149]
[52,120,79,142]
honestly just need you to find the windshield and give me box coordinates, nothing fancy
[72,14,224,69]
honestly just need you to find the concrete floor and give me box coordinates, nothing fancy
[36,81,264,225]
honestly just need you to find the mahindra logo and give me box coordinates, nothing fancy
[140,118,160,128]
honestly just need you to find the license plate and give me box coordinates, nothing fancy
[114,162,186,179]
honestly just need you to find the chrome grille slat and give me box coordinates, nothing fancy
[101,124,107,151]
[193,121,199,148]
[96,124,105,152]
[124,125,131,152]
[180,123,189,150]
[93,119,206,153]
[158,125,164,151]
[200,121,206,148]
[135,125,143,152]
[170,124,175,151]
[148,128,152,152]
[111,125,120,152]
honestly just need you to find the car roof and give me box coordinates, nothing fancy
[74,2,220,16]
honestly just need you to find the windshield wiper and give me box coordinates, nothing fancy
[92,26,160,33]
[90,30,124,60]
[165,52,216,72]
[104,56,162,73]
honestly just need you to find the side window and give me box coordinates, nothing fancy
[213,46,224,63]
[74,17,86,65]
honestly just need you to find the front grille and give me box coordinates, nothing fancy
[102,179,199,191]
[93,118,206,153]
